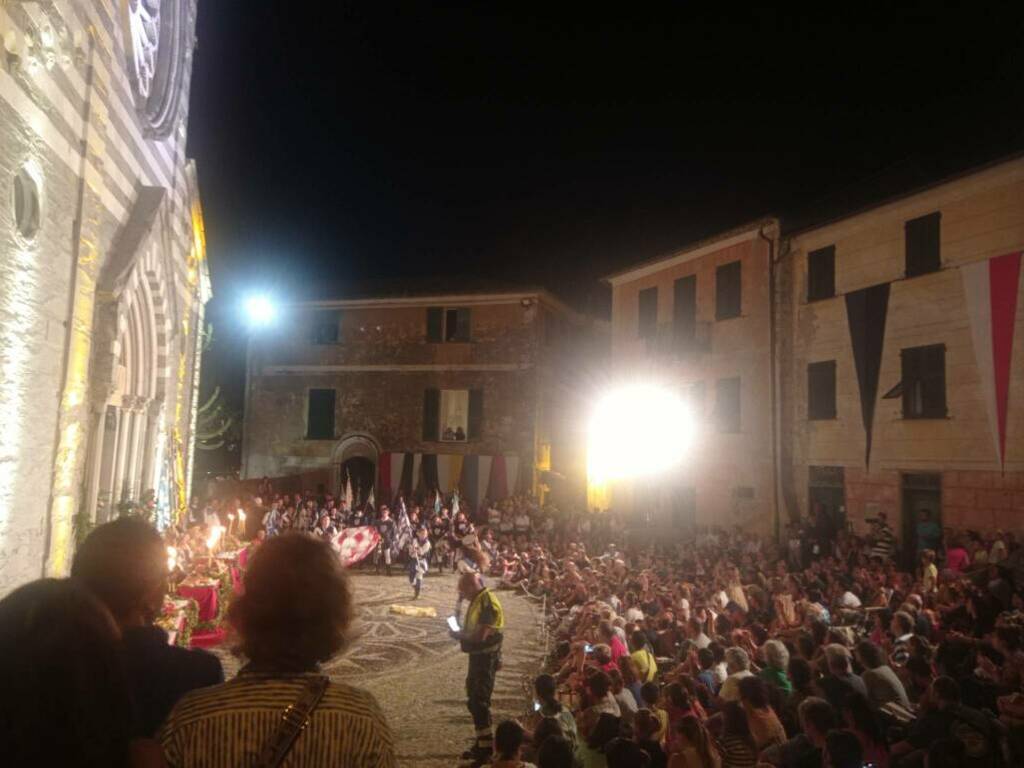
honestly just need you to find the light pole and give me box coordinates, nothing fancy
[240,294,278,480]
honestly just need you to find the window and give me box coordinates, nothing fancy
[715,261,741,320]
[901,344,946,418]
[714,377,741,433]
[423,388,483,441]
[689,380,705,415]
[638,287,658,339]
[12,166,40,239]
[310,310,340,344]
[807,245,835,301]
[807,360,837,420]
[673,275,696,342]
[427,307,471,342]
[905,212,941,277]
[306,389,336,439]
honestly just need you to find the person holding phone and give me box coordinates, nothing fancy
[450,571,505,766]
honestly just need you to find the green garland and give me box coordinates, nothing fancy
[195,566,234,634]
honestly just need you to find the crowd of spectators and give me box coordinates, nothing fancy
[202,486,1024,768]
[4,480,1024,767]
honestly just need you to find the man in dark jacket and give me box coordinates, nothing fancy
[72,517,223,737]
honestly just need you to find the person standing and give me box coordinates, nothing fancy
[451,571,505,766]
[71,517,224,739]
[375,506,396,576]
[160,534,396,767]
[409,526,431,599]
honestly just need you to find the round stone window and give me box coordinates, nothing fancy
[124,0,189,138]
[12,167,40,239]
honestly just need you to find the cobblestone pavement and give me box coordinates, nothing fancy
[215,569,547,767]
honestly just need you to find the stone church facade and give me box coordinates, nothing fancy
[0,1,209,594]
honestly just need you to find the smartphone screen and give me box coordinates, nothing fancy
[533,701,542,712]
[584,643,593,653]
[447,615,460,632]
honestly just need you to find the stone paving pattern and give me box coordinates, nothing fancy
[215,570,546,767]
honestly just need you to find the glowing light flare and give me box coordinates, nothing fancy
[166,545,177,573]
[586,383,696,484]
[206,524,224,552]
[243,294,277,327]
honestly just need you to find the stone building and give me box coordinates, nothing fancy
[603,219,780,535]
[605,155,1024,545]
[241,289,599,509]
[0,1,209,594]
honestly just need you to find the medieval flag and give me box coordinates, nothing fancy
[334,527,380,568]
[452,488,460,518]
[393,498,413,559]
[845,283,891,468]
[961,252,1022,469]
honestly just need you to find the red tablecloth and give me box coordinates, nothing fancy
[177,582,219,622]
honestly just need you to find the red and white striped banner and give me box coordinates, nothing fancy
[962,252,1022,468]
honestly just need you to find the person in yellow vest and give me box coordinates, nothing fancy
[450,571,504,766]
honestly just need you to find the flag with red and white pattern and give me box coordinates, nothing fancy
[334,526,380,568]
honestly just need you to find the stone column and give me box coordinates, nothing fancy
[122,395,148,502]
[139,397,164,497]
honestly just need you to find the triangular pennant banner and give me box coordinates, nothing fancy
[845,283,890,468]
[963,252,1022,468]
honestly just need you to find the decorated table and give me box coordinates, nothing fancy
[156,597,199,648]
[177,578,221,623]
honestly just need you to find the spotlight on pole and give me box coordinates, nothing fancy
[243,294,277,328]
[586,383,695,484]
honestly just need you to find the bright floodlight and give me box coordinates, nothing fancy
[587,383,695,483]
[244,295,277,327]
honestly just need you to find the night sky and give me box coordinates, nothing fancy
[186,3,1024,468]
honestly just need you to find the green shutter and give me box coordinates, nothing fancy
[455,308,472,341]
[468,389,483,439]
[423,388,440,441]
[426,307,443,342]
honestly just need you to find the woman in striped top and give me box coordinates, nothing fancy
[716,702,757,768]
[160,533,396,767]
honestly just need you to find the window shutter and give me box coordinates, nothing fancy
[455,308,472,341]
[807,246,836,301]
[716,261,742,320]
[306,389,336,439]
[422,388,440,440]
[426,307,443,342]
[673,275,696,342]
[638,287,658,339]
[468,389,484,439]
[905,212,941,277]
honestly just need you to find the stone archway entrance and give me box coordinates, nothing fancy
[332,433,380,505]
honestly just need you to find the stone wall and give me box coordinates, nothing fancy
[0,1,207,594]
[243,294,597,500]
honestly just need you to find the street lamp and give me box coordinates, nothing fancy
[586,382,695,484]
[240,294,279,478]
[243,294,277,328]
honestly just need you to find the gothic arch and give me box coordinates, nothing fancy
[85,239,174,521]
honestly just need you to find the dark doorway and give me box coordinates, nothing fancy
[902,473,942,568]
[809,466,846,535]
[340,457,376,507]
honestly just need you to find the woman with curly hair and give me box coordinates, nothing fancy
[159,533,396,767]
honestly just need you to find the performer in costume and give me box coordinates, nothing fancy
[373,506,396,576]
[408,526,431,599]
